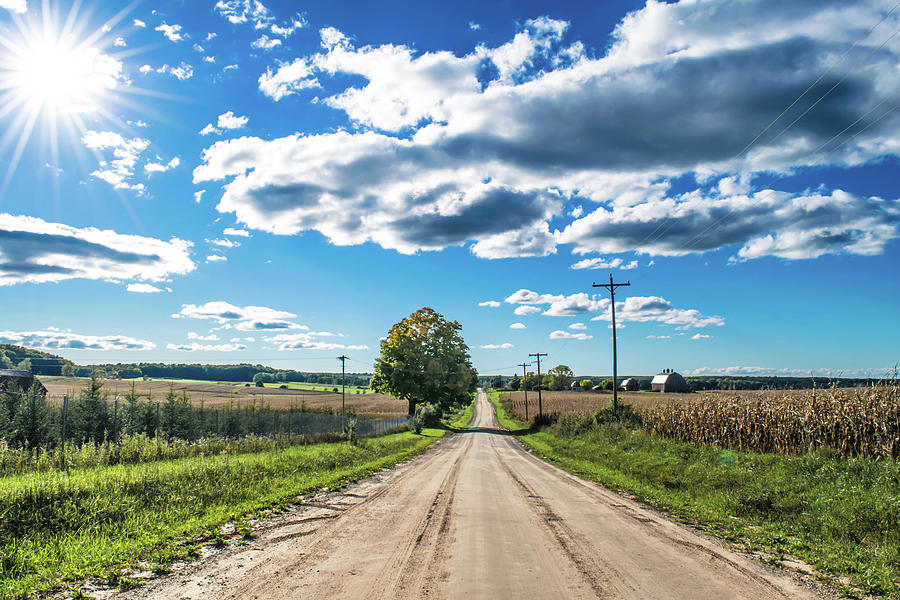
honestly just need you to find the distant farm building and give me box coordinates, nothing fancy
[570,381,582,390]
[620,378,639,391]
[0,369,47,395]
[651,369,688,393]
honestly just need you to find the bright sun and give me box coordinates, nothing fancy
[9,35,122,114]
[0,2,131,192]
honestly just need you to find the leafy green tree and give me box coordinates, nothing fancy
[509,375,521,391]
[0,353,14,369]
[71,372,109,444]
[490,376,503,389]
[601,378,615,390]
[371,307,478,416]
[15,358,31,372]
[580,379,593,390]
[9,384,50,449]
[548,365,574,390]
[61,362,75,377]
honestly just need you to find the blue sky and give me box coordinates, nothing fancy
[0,0,897,378]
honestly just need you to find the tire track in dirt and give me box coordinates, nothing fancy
[490,438,613,599]
[368,434,471,599]
[494,431,799,599]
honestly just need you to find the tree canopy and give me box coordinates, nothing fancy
[371,307,478,416]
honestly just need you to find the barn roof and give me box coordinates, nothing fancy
[0,369,33,378]
[652,370,685,385]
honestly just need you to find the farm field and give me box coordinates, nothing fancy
[496,388,699,419]
[37,376,407,418]
[499,384,899,459]
[260,381,374,394]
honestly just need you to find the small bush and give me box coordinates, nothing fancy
[595,403,643,429]
[410,411,425,434]
[557,413,595,437]
[421,404,443,427]
[531,412,558,429]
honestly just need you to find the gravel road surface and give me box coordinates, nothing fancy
[120,389,828,599]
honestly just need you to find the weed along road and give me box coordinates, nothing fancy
[124,390,827,600]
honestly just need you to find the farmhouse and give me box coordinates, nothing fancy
[0,369,47,395]
[620,378,639,391]
[651,369,687,393]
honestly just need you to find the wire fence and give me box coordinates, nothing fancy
[36,393,407,443]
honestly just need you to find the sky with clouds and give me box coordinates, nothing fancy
[0,0,897,378]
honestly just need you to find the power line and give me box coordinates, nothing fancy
[733,2,900,162]
[639,10,900,253]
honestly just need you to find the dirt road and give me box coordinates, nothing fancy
[122,390,827,600]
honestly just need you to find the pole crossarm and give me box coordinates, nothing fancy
[592,274,631,415]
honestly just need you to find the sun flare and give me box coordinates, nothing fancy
[9,35,122,114]
[0,2,134,194]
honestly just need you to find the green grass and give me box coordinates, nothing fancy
[0,428,448,599]
[446,401,475,429]
[489,391,900,598]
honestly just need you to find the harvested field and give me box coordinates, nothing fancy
[37,376,407,418]
[497,389,698,420]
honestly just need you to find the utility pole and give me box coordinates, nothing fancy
[593,274,631,415]
[338,355,348,421]
[518,362,530,421]
[529,352,547,418]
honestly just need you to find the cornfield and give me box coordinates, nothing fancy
[641,382,900,459]
[499,390,691,420]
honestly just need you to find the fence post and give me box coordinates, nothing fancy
[60,394,68,470]
[113,397,119,444]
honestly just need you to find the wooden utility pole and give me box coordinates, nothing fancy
[529,352,547,418]
[518,362,530,421]
[338,355,349,421]
[593,274,631,415]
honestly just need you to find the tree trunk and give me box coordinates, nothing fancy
[408,399,417,417]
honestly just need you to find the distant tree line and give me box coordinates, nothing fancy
[64,362,372,387]
[486,369,880,392]
[0,344,74,376]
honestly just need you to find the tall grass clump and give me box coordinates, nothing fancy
[641,381,900,459]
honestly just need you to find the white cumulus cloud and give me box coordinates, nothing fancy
[0,329,154,351]
[0,214,194,286]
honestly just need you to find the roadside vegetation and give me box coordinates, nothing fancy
[0,427,449,600]
[490,389,900,598]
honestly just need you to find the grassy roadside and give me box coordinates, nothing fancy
[489,391,900,598]
[0,428,449,599]
[446,400,475,429]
